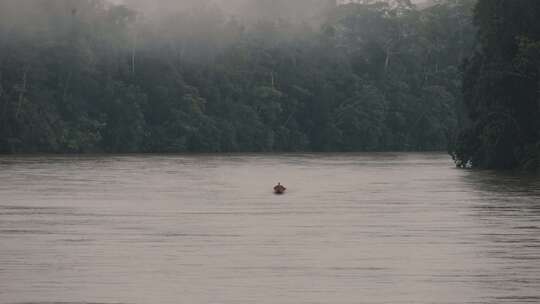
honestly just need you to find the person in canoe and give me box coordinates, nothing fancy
[274,182,286,194]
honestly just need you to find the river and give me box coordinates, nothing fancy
[1,153,539,304]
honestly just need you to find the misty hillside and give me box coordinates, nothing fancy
[1,0,477,153]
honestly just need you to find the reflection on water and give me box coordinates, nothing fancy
[0,153,539,304]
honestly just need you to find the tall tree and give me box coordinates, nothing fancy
[454,0,540,170]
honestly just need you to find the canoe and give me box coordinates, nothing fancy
[274,186,286,194]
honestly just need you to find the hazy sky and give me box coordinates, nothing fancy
[113,0,431,20]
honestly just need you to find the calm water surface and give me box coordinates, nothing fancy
[1,153,540,304]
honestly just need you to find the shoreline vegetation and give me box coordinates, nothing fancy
[453,0,540,172]
[1,0,539,172]
[0,0,475,155]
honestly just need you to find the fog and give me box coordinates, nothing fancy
[114,0,426,24]
[118,0,336,25]
[0,0,429,38]
[0,0,472,154]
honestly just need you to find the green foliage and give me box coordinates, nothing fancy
[453,0,540,171]
[0,0,476,154]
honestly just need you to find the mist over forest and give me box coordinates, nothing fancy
[1,0,539,170]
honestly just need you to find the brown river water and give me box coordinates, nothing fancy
[1,153,539,304]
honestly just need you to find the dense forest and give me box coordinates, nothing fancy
[0,0,476,153]
[453,0,540,171]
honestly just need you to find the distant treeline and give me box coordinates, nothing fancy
[0,0,475,153]
[453,0,540,171]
